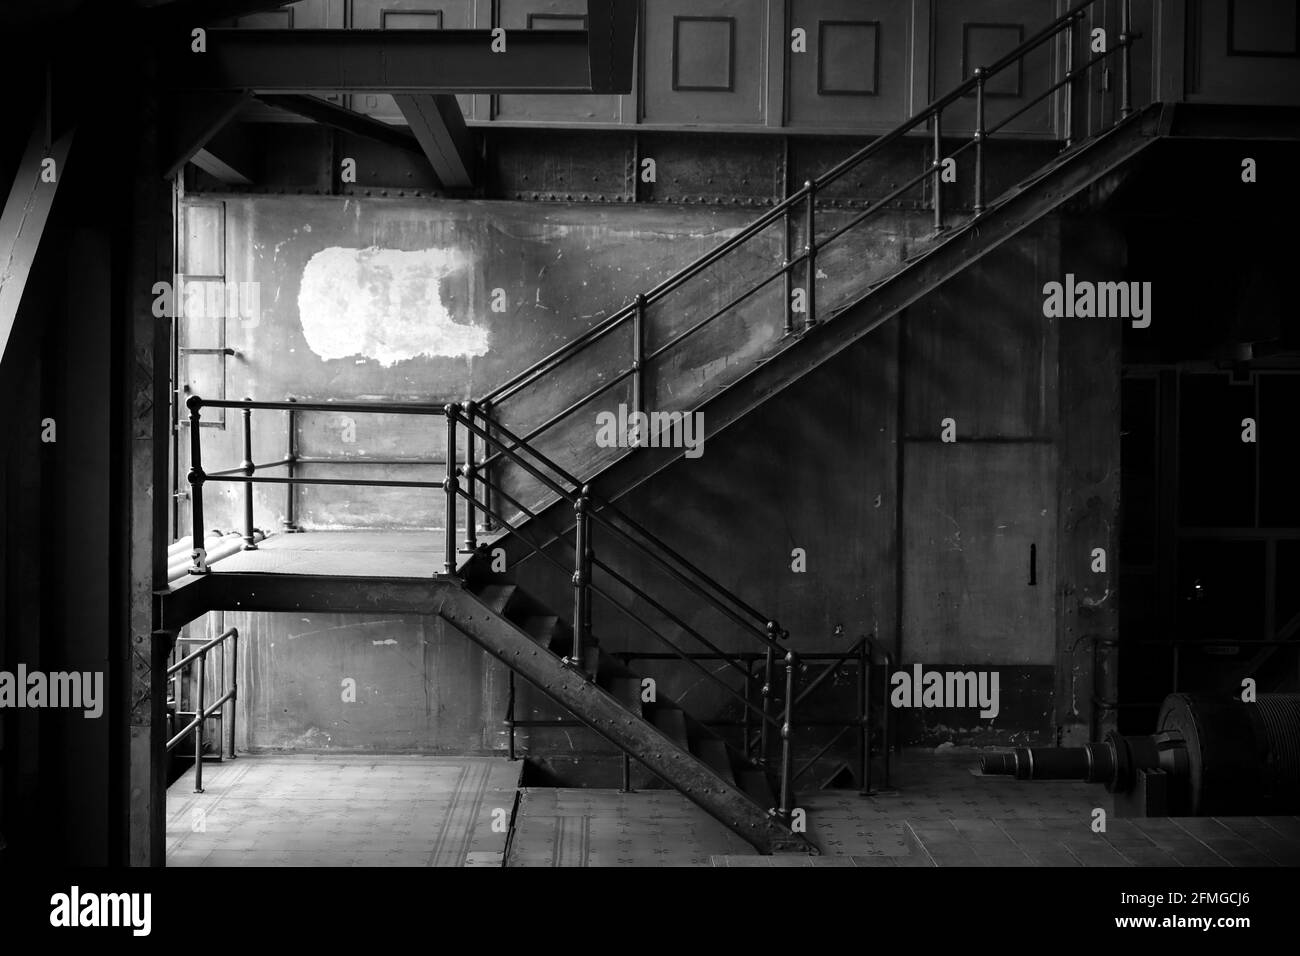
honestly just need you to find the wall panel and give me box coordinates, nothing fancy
[495,0,627,123]
[1187,0,1300,105]
[787,0,918,130]
[933,0,1059,137]
[640,0,771,126]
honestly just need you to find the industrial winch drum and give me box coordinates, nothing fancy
[979,693,1300,816]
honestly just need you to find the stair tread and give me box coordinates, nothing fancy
[737,769,773,806]
[520,614,559,645]
[477,584,519,616]
[692,737,736,786]
[652,707,689,747]
[605,676,643,713]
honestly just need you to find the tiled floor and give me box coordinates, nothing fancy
[716,752,1300,866]
[166,750,1300,867]
[166,754,520,866]
[506,788,755,866]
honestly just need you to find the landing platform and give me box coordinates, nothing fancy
[201,531,455,578]
[160,531,508,629]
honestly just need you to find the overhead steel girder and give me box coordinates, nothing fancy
[165,28,613,94]
[256,93,422,154]
[587,0,638,94]
[393,94,475,189]
[1,120,75,366]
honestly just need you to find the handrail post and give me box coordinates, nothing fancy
[566,490,590,677]
[229,629,238,760]
[742,658,753,760]
[506,670,517,760]
[858,639,871,795]
[186,396,208,574]
[883,652,892,788]
[1063,12,1077,148]
[777,647,796,822]
[443,403,459,575]
[931,111,945,231]
[463,401,479,553]
[581,486,594,661]
[803,181,818,329]
[283,397,300,532]
[240,399,257,550]
[194,648,206,793]
[481,400,496,532]
[973,67,987,216]
[1120,0,1133,118]
[632,294,645,415]
[760,622,778,765]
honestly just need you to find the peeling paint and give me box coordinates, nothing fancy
[297,246,490,365]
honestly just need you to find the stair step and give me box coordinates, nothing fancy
[520,615,560,646]
[652,707,690,747]
[737,769,773,807]
[477,584,520,618]
[692,737,736,787]
[605,676,644,715]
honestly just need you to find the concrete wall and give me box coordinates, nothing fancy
[191,192,1119,754]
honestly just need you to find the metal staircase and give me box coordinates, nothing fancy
[180,0,1161,855]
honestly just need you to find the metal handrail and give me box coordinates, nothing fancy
[166,626,239,795]
[481,0,1129,412]
[451,404,779,650]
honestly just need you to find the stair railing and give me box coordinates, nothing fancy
[471,0,1138,499]
[447,401,806,819]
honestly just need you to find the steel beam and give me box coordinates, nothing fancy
[0,120,74,365]
[586,0,638,94]
[256,93,422,154]
[162,90,253,181]
[394,94,475,188]
[166,29,595,93]
[142,0,296,26]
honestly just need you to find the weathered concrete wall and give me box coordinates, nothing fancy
[198,193,1119,754]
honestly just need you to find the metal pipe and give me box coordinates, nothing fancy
[621,753,632,793]
[932,110,945,231]
[804,181,817,329]
[443,403,459,575]
[506,669,516,760]
[974,67,987,215]
[632,293,645,415]
[481,400,496,532]
[859,640,870,794]
[464,401,479,552]
[743,660,753,761]
[284,398,299,532]
[568,491,589,676]
[760,644,774,765]
[778,648,796,820]
[230,628,238,760]
[1063,12,1076,147]
[186,396,207,574]
[241,400,257,550]
[1120,0,1133,117]
[882,653,892,788]
[194,650,206,793]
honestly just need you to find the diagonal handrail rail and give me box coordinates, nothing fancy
[480,0,1128,411]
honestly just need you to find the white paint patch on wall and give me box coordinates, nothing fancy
[298,246,490,365]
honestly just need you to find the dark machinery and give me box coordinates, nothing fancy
[981,693,1300,816]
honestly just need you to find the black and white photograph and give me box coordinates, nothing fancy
[1,0,1297,938]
